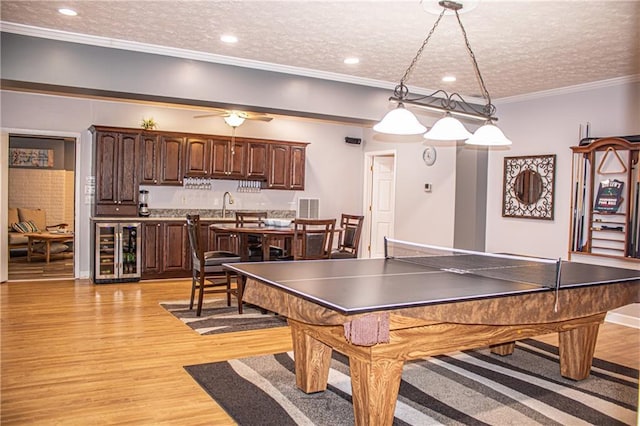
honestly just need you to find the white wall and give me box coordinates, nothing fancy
[363,131,459,248]
[488,80,640,324]
[486,80,640,266]
[1,90,365,278]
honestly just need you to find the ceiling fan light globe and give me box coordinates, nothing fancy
[424,115,472,141]
[373,105,427,135]
[224,113,245,127]
[466,123,512,146]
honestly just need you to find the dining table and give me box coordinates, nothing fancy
[210,223,296,261]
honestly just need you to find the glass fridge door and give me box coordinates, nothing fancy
[96,224,117,279]
[120,223,141,278]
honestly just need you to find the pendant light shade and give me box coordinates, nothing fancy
[466,123,512,146]
[224,113,246,128]
[373,104,427,135]
[424,114,472,141]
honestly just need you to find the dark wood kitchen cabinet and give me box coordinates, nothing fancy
[246,141,269,180]
[268,142,306,190]
[184,137,211,177]
[289,144,306,190]
[210,136,247,179]
[141,222,163,275]
[208,227,236,253]
[92,129,139,216]
[141,221,191,279]
[140,133,160,184]
[91,126,308,206]
[159,136,184,185]
[140,134,184,185]
[187,138,268,181]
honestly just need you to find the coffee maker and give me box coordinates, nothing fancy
[139,190,150,217]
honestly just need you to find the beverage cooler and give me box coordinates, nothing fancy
[93,222,141,283]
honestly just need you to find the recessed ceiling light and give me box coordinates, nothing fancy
[442,75,456,82]
[58,8,77,16]
[220,34,238,44]
[344,57,359,65]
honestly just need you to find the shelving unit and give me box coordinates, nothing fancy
[569,137,640,261]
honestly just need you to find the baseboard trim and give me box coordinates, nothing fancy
[605,312,640,329]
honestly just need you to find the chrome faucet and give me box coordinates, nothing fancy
[222,191,234,218]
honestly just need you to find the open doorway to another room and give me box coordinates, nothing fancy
[7,135,76,280]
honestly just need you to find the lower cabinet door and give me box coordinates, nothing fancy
[141,221,192,279]
[162,222,190,272]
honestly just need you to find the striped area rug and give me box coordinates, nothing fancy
[160,299,287,335]
[185,339,638,425]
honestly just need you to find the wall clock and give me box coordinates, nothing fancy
[422,146,437,166]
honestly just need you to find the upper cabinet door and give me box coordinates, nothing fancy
[140,134,160,184]
[95,132,118,204]
[268,144,291,189]
[227,140,246,179]
[210,137,231,177]
[246,141,269,180]
[184,137,211,177]
[117,133,139,204]
[159,136,184,185]
[289,145,306,190]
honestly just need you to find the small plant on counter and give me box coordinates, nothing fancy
[141,117,157,130]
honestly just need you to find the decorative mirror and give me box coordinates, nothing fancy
[503,154,556,220]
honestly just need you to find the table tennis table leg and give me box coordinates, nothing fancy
[290,321,332,393]
[490,341,516,356]
[558,321,601,380]
[349,356,404,426]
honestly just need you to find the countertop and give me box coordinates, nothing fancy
[91,216,238,222]
[91,209,296,222]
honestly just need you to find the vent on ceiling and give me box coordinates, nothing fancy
[297,198,319,219]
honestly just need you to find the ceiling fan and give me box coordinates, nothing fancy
[193,109,273,127]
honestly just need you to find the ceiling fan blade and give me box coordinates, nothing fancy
[249,116,274,122]
[193,112,227,119]
[194,110,272,122]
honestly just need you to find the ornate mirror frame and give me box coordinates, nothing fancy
[502,154,556,220]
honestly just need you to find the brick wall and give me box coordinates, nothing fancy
[8,169,75,229]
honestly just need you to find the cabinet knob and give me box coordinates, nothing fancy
[153,179,158,183]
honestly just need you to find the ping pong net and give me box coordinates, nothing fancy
[385,238,562,291]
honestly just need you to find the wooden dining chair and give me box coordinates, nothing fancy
[290,218,336,260]
[331,214,364,259]
[186,214,243,316]
[234,211,284,261]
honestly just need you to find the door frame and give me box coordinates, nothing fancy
[1,127,82,281]
[362,149,397,259]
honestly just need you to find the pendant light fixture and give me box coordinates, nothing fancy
[223,112,246,128]
[374,0,511,146]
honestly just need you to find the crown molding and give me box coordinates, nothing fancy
[0,21,400,91]
[1,21,637,105]
[0,21,475,99]
[495,75,640,105]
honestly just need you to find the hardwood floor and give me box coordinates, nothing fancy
[7,252,74,280]
[1,278,637,424]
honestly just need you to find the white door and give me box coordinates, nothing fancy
[364,152,396,258]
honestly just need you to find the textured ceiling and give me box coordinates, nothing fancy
[1,0,639,100]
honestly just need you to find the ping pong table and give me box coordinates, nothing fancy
[224,239,639,425]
